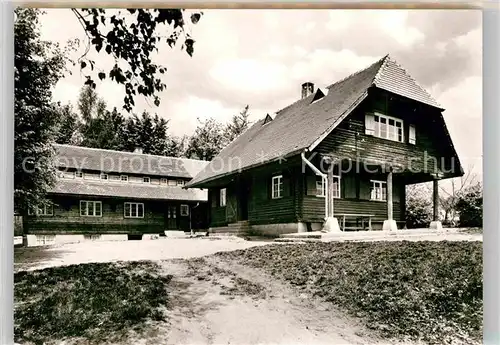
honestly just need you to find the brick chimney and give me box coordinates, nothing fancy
[301,82,314,99]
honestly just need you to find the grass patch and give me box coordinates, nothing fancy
[217,241,482,344]
[15,261,172,344]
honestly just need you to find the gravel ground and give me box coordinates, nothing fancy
[16,237,270,272]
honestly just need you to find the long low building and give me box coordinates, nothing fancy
[24,144,209,244]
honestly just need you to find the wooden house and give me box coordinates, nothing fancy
[24,144,209,244]
[185,55,463,236]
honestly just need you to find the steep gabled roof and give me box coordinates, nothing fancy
[54,144,208,179]
[186,55,443,188]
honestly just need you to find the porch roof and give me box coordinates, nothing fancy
[186,55,447,188]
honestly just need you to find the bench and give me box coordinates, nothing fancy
[334,213,375,231]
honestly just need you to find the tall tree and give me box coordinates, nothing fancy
[71,9,203,111]
[54,103,82,145]
[14,8,70,210]
[225,105,251,143]
[185,118,227,161]
[166,135,188,157]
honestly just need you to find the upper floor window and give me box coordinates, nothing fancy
[370,180,387,201]
[220,188,227,207]
[80,200,102,217]
[177,180,185,186]
[143,177,151,183]
[316,176,340,198]
[409,124,416,145]
[120,175,128,182]
[75,171,83,178]
[272,175,283,199]
[366,113,404,143]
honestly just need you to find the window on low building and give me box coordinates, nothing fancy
[143,177,151,183]
[75,171,83,178]
[177,180,185,186]
[370,180,387,201]
[120,175,128,182]
[109,175,120,182]
[28,204,54,216]
[100,173,108,180]
[220,188,227,207]
[160,178,168,185]
[366,113,404,143]
[124,202,145,218]
[80,200,102,217]
[316,176,341,198]
[272,175,283,199]
[409,124,416,145]
[180,204,189,216]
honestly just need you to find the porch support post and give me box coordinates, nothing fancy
[383,169,398,231]
[429,178,443,230]
[323,161,340,232]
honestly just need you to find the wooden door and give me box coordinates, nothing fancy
[166,205,177,229]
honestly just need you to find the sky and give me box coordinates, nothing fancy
[39,9,482,179]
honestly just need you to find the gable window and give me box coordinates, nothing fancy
[180,204,189,216]
[143,177,151,183]
[28,204,54,216]
[75,171,83,178]
[370,180,387,201]
[366,113,404,143]
[100,173,108,180]
[272,175,283,199]
[80,200,102,217]
[409,124,416,145]
[120,175,128,182]
[124,202,144,218]
[220,188,227,207]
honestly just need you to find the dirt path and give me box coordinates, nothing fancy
[127,256,393,345]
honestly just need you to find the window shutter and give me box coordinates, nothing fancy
[409,124,416,145]
[365,113,375,135]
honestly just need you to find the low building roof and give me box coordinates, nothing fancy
[54,144,209,179]
[49,179,207,202]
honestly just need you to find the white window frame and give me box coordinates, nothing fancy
[272,175,283,199]
[120,175,129,182]
[100,173,108,180]
[316,176,341,198]
[75,171,83,179]
[124,202,145,218]
[80,200,103,217]
[370,180,387,201]
[180,204,189,216]
[409,124,416,145]
[160,178,168,185]
[220,188,227,207]
[366,113,404,143]
[177,180,185,186]
[28,204,54,216]
[143,177,151,183]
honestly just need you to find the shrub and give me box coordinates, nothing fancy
[456,183,483,227]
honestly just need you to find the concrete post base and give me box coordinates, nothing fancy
[298,222,308,233]
[323,217,341,232]
[429,221,443,230]
[382,219,398,231]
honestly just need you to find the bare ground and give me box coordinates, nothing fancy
[122,256,395,345]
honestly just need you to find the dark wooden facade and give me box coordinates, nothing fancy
[206,90,458,230]
[25,195,208,235]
